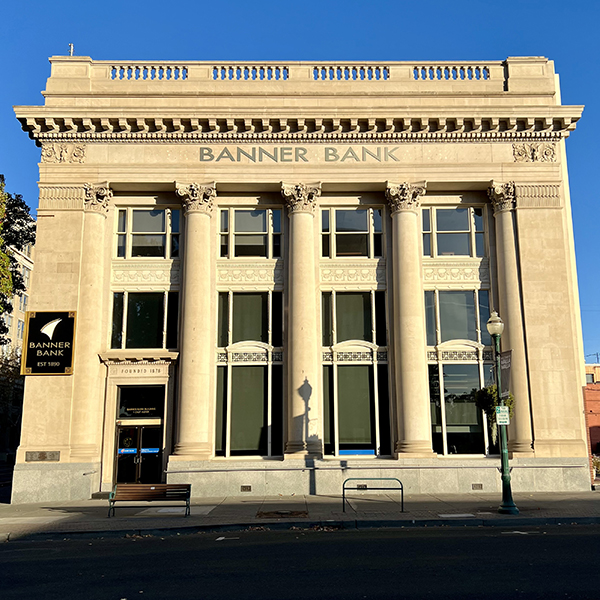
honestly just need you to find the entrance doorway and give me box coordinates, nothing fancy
[116,425,163,483]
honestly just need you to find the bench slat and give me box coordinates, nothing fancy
[108,483,191,517]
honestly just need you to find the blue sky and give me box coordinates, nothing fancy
[1,0,599,356]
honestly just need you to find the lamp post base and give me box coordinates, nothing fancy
[498,503,520,515]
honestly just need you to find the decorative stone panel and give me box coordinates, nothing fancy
[41,143,86,163]
[112,261,180,286]
[321,262,386,286]
[512,142,556,162]
[38,185,85,210]
[217,262,284,287]
[515,184,561,209]
[423,260,489,284]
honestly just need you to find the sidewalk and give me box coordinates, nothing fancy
[1,490,600,542]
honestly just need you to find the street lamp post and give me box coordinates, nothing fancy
[486,311,519,515]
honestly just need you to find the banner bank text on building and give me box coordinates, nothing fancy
[199,145,401,163]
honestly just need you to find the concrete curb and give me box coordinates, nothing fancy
[5,515,600,542]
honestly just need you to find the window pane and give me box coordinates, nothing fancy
[337,292,371,342]
[437,208,469,231]
[271,365,283,456]
[132,209,165,232]
[272,292,283,347]
[338,365,375,448]
[272,209,281,233]
[272,234,281,258]
[322,234,330,258]
[171,234,179,258]
[118,210,127,232]
[443,364,484,454]
[117,234,126,258]
[437,233,470,256]
[119,385,165,419]
[215,367,227,455]
[373,209,382,233]
[377,365,391,456]
[373,233,383,257]
[132,234,166,257]
[425,291,436,346]
[234,235,267,257]
[336,234,368,256]
[429,365,443,454]
[220,234,229,258]
[475,232,485,257]
[423,233,431,256]
[473,208,484,231]
[322,210,329,232]
[217,292,229,347]
[166,292,179,348]
[322,292,332,346]
[336,209,368,232]
[422,208,430,232]
[323,366,335,455]
[230,366,267,454]
[232,293,268,343]
[220,210,229,232]
[171,209,180,234]
[375,291,387,346]
[235,209,266,232]
[126,293,164,348]
[478,290,491,346]
[439,291,476,342]
[111,292,124,349]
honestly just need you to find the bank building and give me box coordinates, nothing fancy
[11,56,589,502]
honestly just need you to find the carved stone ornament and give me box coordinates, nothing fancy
[488,181,516,214]
[512,142,556,163]
[281,182,321,215]
[83,182,112,214]
[385,181,427,214]
[41,143,86,163]
[175,182,216,215]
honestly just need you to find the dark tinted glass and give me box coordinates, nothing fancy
[439,291,476,342]
[217,293,229,347]
[118,385,165,418]
[215,367,227,455]
[437,233,470,256]
[230,366,267,454]
[478,290,491,346]
[132,209,165,232]
[425,291,436,346]
[336,234,368,256]
[337,292,371,342]
[437,208,469,231]
[234,234,267,257]
[338,365,374,447]
[335,209,368,232]
[111,292,124,349]
[235,210,266,232]
[126,293,164,348]
[271,292,283,347]
[429,364,443,454]
[375,291,387,346]
[132,234,166,257]
[232,293,268,343]
[166,292,179,348]
[271,365,283,456]
[322,292,332,346]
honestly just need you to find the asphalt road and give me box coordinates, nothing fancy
[2,525,598,599]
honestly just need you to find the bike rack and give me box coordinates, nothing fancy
[342,477,404,513]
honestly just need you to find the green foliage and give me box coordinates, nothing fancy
[0,175,36,345]
[472,384,515,444]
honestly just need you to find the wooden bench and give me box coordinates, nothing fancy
[108,483,191,517]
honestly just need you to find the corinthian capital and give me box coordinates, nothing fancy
[83,182,112,215]
[488,181,516,214]
[175,182,216,216]
[281,182,321,215]
[385,181,427,215]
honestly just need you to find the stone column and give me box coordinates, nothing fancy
[70,183,112,461]
[173,182,216,458]
[385,182,433,454]
[281,183,321,455]
[488,181,534,453]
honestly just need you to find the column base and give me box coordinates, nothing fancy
[508,439,534,454]
[69,444,101,461]
[395,440,435,455]
[285,440,322,457]
[173,442,212,460]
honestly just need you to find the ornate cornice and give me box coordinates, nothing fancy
[488,181,516,214]
[385,181,427,214]
[83,182,112,214]
[281,182,321,215]
[20,115,579,146]
[175,182,216,216]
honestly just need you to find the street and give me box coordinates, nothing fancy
[2,525,598,599]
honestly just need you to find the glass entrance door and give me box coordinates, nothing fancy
[116,425,163,483]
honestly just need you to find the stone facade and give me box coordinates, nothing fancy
[11,56,590,502]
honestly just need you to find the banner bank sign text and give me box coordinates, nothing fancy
[200,145,401,164]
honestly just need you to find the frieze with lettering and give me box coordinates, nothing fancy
[21,311,76,375]
[200,145,401,163]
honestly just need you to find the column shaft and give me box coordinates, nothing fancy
[493,200,534,453]
[386,183,433,455]
[70,184,111,461]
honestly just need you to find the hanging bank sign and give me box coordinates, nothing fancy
[199,145,402,164]
[21,311,76,375]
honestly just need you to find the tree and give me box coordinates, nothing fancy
[0,175,36,345]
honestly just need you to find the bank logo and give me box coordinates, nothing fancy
[40,318,62,341]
